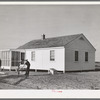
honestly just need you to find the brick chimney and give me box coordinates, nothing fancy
[41,34,45,40]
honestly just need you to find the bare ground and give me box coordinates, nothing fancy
[0,71,100,89]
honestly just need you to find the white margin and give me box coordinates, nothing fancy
[0,2,100,98]
[0,1,100,5]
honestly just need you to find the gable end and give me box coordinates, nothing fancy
[64,34,96,51]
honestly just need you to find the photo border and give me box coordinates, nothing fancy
[0,1,100,99]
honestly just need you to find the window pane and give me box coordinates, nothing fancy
[11,51,20,66]
[1,51,10,66]
[85,52,88,61]
[50,50,55,61]
[31,51,35,61]
[75,51,78,61]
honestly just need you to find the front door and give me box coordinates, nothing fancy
[21,52,25,64]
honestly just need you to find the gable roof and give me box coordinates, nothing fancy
[18,34,82,49]
[81,34,96,51]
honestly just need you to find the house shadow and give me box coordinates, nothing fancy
[0,74,26,85]
[13,76,27,85]
[0,71,51,86]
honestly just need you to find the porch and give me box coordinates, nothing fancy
[0,49,25,70]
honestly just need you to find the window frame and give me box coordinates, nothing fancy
[75,51,79,62]
[50,50,55,61]
[1,51,10,66]
[85,52,88,62]
[11,51,20,66]
[31,51,35,61]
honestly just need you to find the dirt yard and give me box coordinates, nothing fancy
[0,71,100,89]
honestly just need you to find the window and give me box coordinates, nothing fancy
[85,52,88,62]
[79,37,84,40]
[11,51,20,66]
[1,51,10,66]
[31,51,35,61]
[50,50,55,61]
[75,51,78,61]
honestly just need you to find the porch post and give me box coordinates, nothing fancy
[10,50,12,71]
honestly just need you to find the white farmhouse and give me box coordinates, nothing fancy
[18,34,96,72]
[0,34,96,72]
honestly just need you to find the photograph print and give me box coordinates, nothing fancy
[0,4,99,90]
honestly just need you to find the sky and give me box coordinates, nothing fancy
[0,5,100,61]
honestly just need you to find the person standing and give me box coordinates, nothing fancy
[25,60,30,78]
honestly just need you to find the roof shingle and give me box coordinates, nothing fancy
[18,34,81,49]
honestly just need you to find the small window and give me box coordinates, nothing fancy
[79,37,84,40]
[31,51,35,61]
[85,52,88,62]
[50,50,55,61]
[75,51,78,61]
